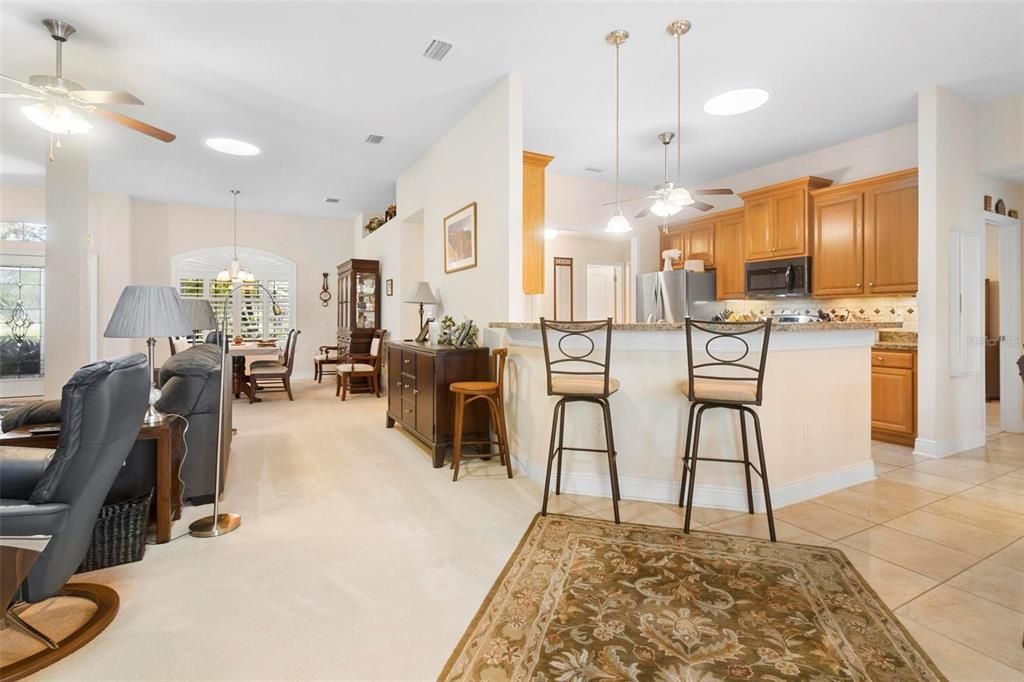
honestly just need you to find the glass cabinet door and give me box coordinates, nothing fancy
[355,272,377,329]
[338,272,351,330]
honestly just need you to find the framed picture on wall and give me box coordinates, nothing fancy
[443,202,477,274]
[385,279,394,296]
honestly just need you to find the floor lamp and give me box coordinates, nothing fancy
[189,282,283,538]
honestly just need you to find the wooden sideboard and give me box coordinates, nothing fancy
[385,341,491,467]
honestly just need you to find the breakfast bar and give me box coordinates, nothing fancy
[489,321,900,511]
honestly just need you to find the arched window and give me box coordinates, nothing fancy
[172,247,296,343]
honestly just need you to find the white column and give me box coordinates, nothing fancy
[43,136,91,397]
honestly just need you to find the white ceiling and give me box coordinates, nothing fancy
[1,2,1021,220]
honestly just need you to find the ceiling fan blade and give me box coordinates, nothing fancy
[691,200,715,212]
[692,188,734,196]
[0,73,45,95]
[71,90,144,105]
[634,207,651,219]
[601,194,659,207]
[88,107,176,142]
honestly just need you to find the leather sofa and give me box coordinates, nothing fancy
[2,344,232,506]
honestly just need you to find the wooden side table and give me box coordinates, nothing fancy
[0,416,185,543]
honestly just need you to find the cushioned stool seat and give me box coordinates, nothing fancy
[551,376,620,396]
[679,378,757,403]
[338,363,375,373]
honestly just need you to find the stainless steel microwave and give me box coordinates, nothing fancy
[744,257,811,298]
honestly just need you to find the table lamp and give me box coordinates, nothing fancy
[180,298,217,345]
[405,281,437,329]
[104,285,192,425]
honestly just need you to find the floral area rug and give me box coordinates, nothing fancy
[441,514,945,681]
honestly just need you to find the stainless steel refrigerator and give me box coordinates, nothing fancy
[636,270,721,323]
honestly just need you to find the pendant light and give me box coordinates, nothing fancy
[217,189,255,283]
[666,20,695,209]
[650,132,684,217]
[604,29,632,234]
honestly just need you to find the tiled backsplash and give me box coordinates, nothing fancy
[722,295,918,330]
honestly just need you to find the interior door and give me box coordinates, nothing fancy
[865,179,918,294]
[586,264,620,321]
[813,191,864,296]
[744,197,774,261]
[772,188,807,257]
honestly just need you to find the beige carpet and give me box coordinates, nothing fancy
[442,514,946,681]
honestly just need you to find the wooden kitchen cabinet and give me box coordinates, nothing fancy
[811,168,917,297]
[714,209,746,300]
[385,341,491,467]
[812,189,864,296]
[659,231,684,269]
[871,349,916,445]
[740,177,832,262]
[683,222,715,266]
[865,170,918,294]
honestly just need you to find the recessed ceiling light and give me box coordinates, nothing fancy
[703,88,770,116]
[205,138,261,156]
[543,228,559,240]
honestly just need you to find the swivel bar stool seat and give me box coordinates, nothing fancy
[539,318,622,523]
[678,317,776,540]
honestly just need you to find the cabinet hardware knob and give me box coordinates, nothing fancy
[413,389,419,394]
[868,282,874,287]
[856,283,861,287]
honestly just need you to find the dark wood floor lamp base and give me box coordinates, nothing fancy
[1,583,119,682]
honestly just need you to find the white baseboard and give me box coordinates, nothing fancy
[913,430,986,459]
[512,454,875,511]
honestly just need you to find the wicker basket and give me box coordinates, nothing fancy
[77,490,153,573]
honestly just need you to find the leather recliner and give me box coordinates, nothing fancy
[0,353,149,678]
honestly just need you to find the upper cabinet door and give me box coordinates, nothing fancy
[865,176,918,294]
[684,223,715,267]
[744,197,774,261]
[660,231,684,269]
[771,188,807,257]
[715,213,746,300]
[812,191,864,296]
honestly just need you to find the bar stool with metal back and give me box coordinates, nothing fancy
[450,348,512,481]
[678,317,776,540]
[539,318,622,523]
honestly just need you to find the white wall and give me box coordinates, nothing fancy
[917,88,1024,456]
[130,198,350,371]
[542,234,629,320]
[387,76,524,333]
[352,212,423,340]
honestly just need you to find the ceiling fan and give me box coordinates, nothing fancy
[0,19,176,143]
[603,20,733,221]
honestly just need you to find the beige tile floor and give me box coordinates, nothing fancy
[15,380,1024,680]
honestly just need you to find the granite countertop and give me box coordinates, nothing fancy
[489,321,903,332]
[873,330,918,351]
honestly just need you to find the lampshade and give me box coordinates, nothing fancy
[104,286,193,339]
[667,187,694,206]
[651,199,683,217]
[605,212,632,234]
[405,281,437,305]
[180,298,218,330]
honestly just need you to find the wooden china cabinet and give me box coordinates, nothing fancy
[336,258,381,357]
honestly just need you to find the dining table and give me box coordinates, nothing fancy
[228,341,281,402]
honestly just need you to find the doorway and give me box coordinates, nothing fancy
[983,212,1023,434]
[586,262,625,322]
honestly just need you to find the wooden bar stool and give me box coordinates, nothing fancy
[538,318,622,523]
[450,348,513,481]
[678,317,776,540]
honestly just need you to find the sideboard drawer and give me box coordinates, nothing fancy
[401,350,418,377]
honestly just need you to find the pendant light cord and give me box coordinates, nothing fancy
[615,41,621,213]
[231,189,240,259]
[676,32,682,186]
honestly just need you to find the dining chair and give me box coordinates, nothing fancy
[314,346,340,383]
[249,330,301,401]
[336,330,386,401]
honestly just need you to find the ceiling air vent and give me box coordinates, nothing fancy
[324,197,340,204]
[423,37,454,61]
[365,134,384,145]
[585,166,604,173]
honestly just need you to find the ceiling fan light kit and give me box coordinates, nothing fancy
[20,101,92,135]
